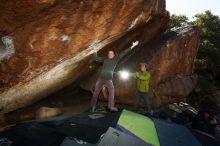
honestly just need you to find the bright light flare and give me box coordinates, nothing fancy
[119,70,129,80]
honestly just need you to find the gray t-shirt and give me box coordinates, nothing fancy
[94,48,132,80]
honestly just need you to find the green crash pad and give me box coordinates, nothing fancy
[117,110,160,146]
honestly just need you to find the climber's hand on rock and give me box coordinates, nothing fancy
[131,41,139,49]
[93,50,97,54]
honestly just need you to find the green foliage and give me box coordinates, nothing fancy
[198,47,220,74]
[193,11,220,49]
[170,14,189,29]
[192,11,220,75]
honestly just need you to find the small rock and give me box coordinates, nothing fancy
[35,107,61,120]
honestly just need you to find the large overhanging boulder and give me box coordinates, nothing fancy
[0,0,168,114]
[80,26,200,108]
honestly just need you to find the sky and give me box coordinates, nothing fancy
[166,0,220,19]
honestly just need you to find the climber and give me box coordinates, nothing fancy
[131,63,153,115]
[91,41,139,112]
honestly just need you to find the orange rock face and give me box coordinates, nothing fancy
[0,0,168,113]
[0,0,165,90]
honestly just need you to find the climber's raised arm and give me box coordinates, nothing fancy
[93,51,105,63]
[118,41,139,59]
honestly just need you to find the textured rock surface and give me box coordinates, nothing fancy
[0,0,165,89]
[81,26,200,108]
[155,74,198,106]
[0,0,168,113]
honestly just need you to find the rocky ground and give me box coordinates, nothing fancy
[0,86,132,129]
